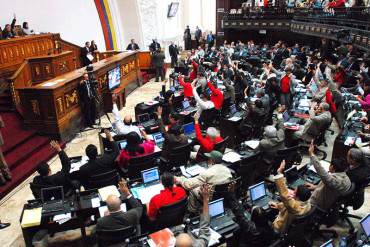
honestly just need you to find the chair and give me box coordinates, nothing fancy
[212,177,241,201]
[96,225,137,247]
[214,136,230,154]
[154,196,188,230]
[237,153,260,191]
[199,108,220,129]
[276,145,303,169]
[127,152,158,180]
[87,170,120,190]
[161,143,192,170]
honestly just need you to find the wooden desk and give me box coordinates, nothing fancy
[17,52,142,141]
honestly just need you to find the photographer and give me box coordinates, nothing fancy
[77,73,97,127]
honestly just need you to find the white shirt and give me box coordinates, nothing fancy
[192,87,215,115]
[112,104,142,137]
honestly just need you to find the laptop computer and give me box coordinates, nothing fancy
[138,113,156,128]
[249,182,271,210]
[319,239,334,247]
[131,167,164,204]
[116,140,127,151]
[183,122,196,139]
[41,186,65,214]
[182,100,197,113]
[360,213,370,238]
[285,166,306,189]
[209,198,234,231]
[230,104,244,118]
[283,110,300,124]
[152,132,165,148]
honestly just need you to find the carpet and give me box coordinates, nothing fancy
[0,112,57,199]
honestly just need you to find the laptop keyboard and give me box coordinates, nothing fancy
[141,119,156,128]
[254,196,270,208]
[290,178,306,189]
[211,216,234,230]
[42,201,64,213]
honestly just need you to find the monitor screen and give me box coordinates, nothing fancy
[209,198,224,218]
[153,133,164,144]
[138,113,150,123]
[182,100,190,109]
[142,167,160,184]
[249,182,266,202]
[108,67,121,90]
[360,213,370,237]
[230,104,237,114]
[183,123,195,135]
[319,239,334,247]
[117,140,127,150]
[285,166,299,183]
[283,111,290,122]
[41,186,64,203]
[168,2,179,17]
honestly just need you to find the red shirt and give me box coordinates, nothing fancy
[207,82,224,110]
[195,123,223,153]
[325,89,337,113]
[333,70,345,85]
[147,186,186,219]
[117,140,155,168]
[178,76,193,97]
[189,60,198,82]
[280,75,290,94]
[328,0,345,8]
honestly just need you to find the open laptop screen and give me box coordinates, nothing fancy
[284,166,299,183]
[117,140,127,150]
[249,182,266,202]
[152,133,164,145]
[360,213,370,237]
[183,123,195,135]
[319,239,334,247]
[141,167,160,184]
[209,198,225,218]
[138,113,150,123]
[182,100,190,109]
[41,186,64,203]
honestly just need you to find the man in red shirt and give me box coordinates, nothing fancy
[178,74,193,98]
[279,67,294,108]
[207,80,224,110]
[147,172,186,221]
[189,59,199,82]
[190,113,224,160]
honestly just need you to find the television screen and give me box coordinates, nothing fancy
[108,67,121,90]
[168,2,179,17]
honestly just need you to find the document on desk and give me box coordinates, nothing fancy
[154,145,162,153]
[91,197,101,208]
[228,116,242,122]
[98,185,121,202]
[180,166,192,178]
[53,213,72,225]
[69,156,89,173]
[21,207,42,228]
[244,140,260,150]
[192,228,221,246]
[222,151,241,163]
[186,165,206,177]
[132,184,164,204]
[148,228,176,247]
[99,203,126,217]
[299,99,310,108]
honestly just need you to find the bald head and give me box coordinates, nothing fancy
[176,233,193,247]
[106,195,121,213]
[124,116,132,125]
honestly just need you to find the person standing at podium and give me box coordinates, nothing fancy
[78,73,97,127]
[81,42,93,67]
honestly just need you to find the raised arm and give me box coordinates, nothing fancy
[50,141,71,175]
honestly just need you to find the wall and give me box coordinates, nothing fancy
[0,0,106,49]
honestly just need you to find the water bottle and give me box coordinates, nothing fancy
[339,237,347,247]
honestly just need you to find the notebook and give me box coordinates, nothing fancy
[98,185,121,202]
[21,207,42,228]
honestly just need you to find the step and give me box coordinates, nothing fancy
[5,135,50,170]
[2,130,35,155]
[0,142,57,199]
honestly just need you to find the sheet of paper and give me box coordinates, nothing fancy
[222,151,241,163]
[132,184,164,204]
[192,228,221,246]
[154,146,161,153]
[228,116,242,122]
[186,165,206,177]
[53,213,71,225]
[98,185,120,202]
[91,197,101,208]
[244,140,260,150]
[299,99,310,107]
[180,166,191,178]
[344,136,356,146]
[69,156,89,173]
[87,54,94,61]
[21,207,42,228]
[98,203,126,217]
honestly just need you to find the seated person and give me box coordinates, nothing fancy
[2,15,16,39]
[117,131,155,169]
[346,148,370,187]
[191,113,223,160]
[269,160,312,234]
[96,179,143,233]
[33,141,72,197]
[178,74,193,98]
[161,90,175,124]
[305,141,351,211]
[147,172,187,221]
[175,151,232,212]
[207,79,224,110]
[21,21,34,35]
[175,184,211,247]
[256,88,270,114]
[293,102,332,142]
[156,107,188,160]
[240,99,266,129]
[192,83,215,116]
[112,96,141,138]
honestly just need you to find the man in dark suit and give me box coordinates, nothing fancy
[169,42,179,68]
[195,26,202,47]
[81,42,92,67]
[96,179,143,232]
[32,141,72,197]
[206,31,215,48]
[184,25,192,50]
[152,49,166,82]
[126,39,140,51]
[149,39,161,53]
[78,73,97,127]
[72,129,119,188]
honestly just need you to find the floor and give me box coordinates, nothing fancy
[0,77,369,247]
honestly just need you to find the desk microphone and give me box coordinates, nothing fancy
[184,218,191,233]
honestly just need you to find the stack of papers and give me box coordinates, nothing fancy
[21,207,42,228]
[222,151,241,163]
[186,165,206,177]
[99,203,126,217]
[98,185,121,202]
[53,213,71,225]
[192,228,222,246]
[244,140,260,150]
[70,156,89,173]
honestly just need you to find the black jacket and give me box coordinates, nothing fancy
[32,151,72,195]
[149,42,161,52]
[2,18,16,39]
[77,79,97,102]
[158,118,188,159]
[152,52,165,67]
[96,196,143,231]
[126,43,140,51]
[169,44,179,58]
[81,46,92,66]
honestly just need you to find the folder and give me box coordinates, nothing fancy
[148,228,176,247]
[98,185,120,202]
[21,207,42,228]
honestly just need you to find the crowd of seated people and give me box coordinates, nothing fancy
[0,14,35,40]
[25,36,370,246]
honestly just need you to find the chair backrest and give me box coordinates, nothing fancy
[96,225,136,247]
[88,170,120,190]
[212,177,240,201]
[168,143,192,167]
[127,152,157,180]
[237,153,260,189]
[214,136,229,154]
[199,108,220,129]
[155,196,188,230]
[276,145,302,168]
